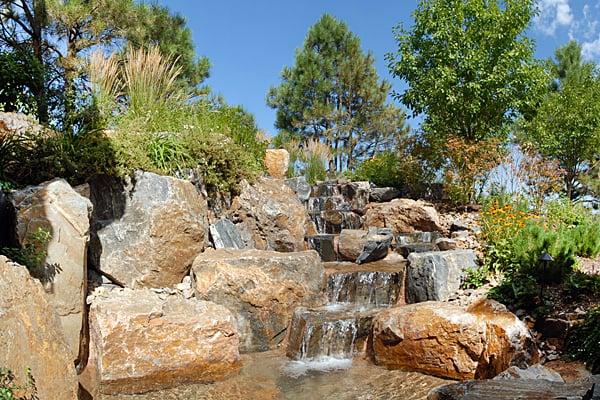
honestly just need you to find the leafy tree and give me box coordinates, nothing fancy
[0,48,44,113]
[520,41,600,199]
[387,0,547,141]
[267,14,409,172]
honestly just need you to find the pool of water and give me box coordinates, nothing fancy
[99,351,450,400]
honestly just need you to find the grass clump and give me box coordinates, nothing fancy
[567,306,600,373]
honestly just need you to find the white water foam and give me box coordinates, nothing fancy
[282,357,353,378]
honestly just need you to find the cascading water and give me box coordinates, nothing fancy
[327,270,401,307]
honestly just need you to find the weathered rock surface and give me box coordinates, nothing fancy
[338,228,392,263]
[228,177,310,252]
[192,249,325,352]
[406,250,477,302]
[209,218,246,249]
[83,288,240,395]
[0,256,78,399]
[370,187,401,203]
[11,178,92,362]
[284,176,312,202]
[356,232,392,264]
[372,299,539,380]
[427,378,595,400]
[307,234,337,262]
[89,171,208,288]
[312,181,371,211]
[264,149,290,179]
[364,199,444,234]
[494,364,564,382]
[435,237,458,251]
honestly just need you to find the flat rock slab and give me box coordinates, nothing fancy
[364,199,444,234]
[192,249,325,352]
[84,288,240,395]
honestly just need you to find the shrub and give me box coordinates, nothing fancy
[0,367,38,400]
[0,227,51,275]
[567,306,600,373]
[352,152,401,188]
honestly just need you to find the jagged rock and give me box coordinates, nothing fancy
[307,234,337,262]
[364,199,444,234]
[372,299,540,380]
[338,229,391,263]
[228,177,310,252]
[436,237,458,251]
[10,178,92,362]
[356,232,392,264]
[406,249,477,302]
[494,364,564,382]
[370,187,401,202]
[315,210,363,234]
[284,176,312,202]
[88,172,208,288]
[209,218,246,249]
[264,149,290,179]
[191,249,325,352]
[0,256,78,399]
[312,181,371,211]
[82,288,240,395]
[335,230,366,261]
[427,379,594,400]
[450,219,470,232]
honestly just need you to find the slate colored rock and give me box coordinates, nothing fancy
[209,218,246,249]
[307,234,337,262]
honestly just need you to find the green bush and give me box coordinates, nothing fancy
[352,152,402,187]
[567,306,600,373]
[0,227,51,275]
[0,367,37,400]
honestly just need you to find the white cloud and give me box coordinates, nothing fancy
[582,37,600,59]
[536,0,574,36]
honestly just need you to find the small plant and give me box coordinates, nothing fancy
[1,227,51,274]
[567,306,600,373]
[301,139,331,184]
[0,367,38,400]
[462,266,490,289]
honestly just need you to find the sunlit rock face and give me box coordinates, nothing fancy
[363,198,444,234]
[84,288,240,395]
[372,299,540,380]
[228,177,311,252]
[264,149,290,179]
[10,178,92,362]
[0,256,78,400]
[88,171,208,288]
[192,248,325,352]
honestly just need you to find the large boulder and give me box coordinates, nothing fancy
[264,149,290,179]
[364,199,444,234]
[338,228,392,263]
[227,177,310,252]
[11,178,92,362]
[0,256,78,399]
[192,249,325,352]
[82,288,240,395]
[284,176,312,202]
[88,171,208,288]
[372,299,540,380]
[406,250,477,302]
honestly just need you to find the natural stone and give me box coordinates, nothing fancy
[372,299,539,380]
[209,217,246,249]
[435,237,458,251]
[0,256,78,399]
[264,149,290,179]
[338,229,391,263]
[450,219,470,232]
[396,231,443,246]
[494,364,564,382]
[88,171,208,288]
[11,178,92,362]
[192,249,325,352]
[284,176,312,202]
[356,232,392,264]
[397,242,438,258]
[370,187,401,203]
[228,177,310,252]
[364,199,444,234]
[83,288,240,395]
[406,249,477,302]
[307,234,337,262]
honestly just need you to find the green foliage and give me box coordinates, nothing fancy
[268,14,409,172]
[488,273,539,311]
[0,368,38,400]
[519,41,600,199]
[388,0,547,142]
[351,152,402,188]
[462,266,490,289]
[0,49,44,115]
[0,227,51,274]
[567,307,600,373]
[564,271,600,299]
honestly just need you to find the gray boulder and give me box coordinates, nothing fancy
[407,250,477,302]
[307,234,337,262]
[209,218,246,249]
[284,176,312,202]
[370,187,401,202]
[494,364,564,383]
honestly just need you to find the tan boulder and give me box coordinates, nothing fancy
[372,299,539,380]
[228,177,310,252]
[192,249,325,352]
[0,256,78,399]
[11,178,92,363]
[264,149,290,179]
[83,288,240,395]
[364,198,443,234]
[88,171,208,288]
[338,229,368,261]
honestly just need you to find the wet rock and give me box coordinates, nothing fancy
[338,229,391,263]
[370,187,401,203]
[427,379,594,400]
[89,171,208,288]
[264,149,290,179]
[284,176,312,202]
[364,199,444,234]
[396,231,443,246]
[356,233,392,264]
[0,256,78,399]
[307,234,337,262]
[338,229,368,261]
[209,218,246,249]
[11,178,92,362]
[312,181,370,211]
[494,364,564,382]
[192,249,325,352]
[82,288,240,395]
[228,177,310,252]
[397,242,438,258]
[435,237,458,251]
[406,249,477,302]
[372,299,540,380]
[314,210,363,234]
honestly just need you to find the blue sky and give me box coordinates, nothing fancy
[158,0,600,135]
